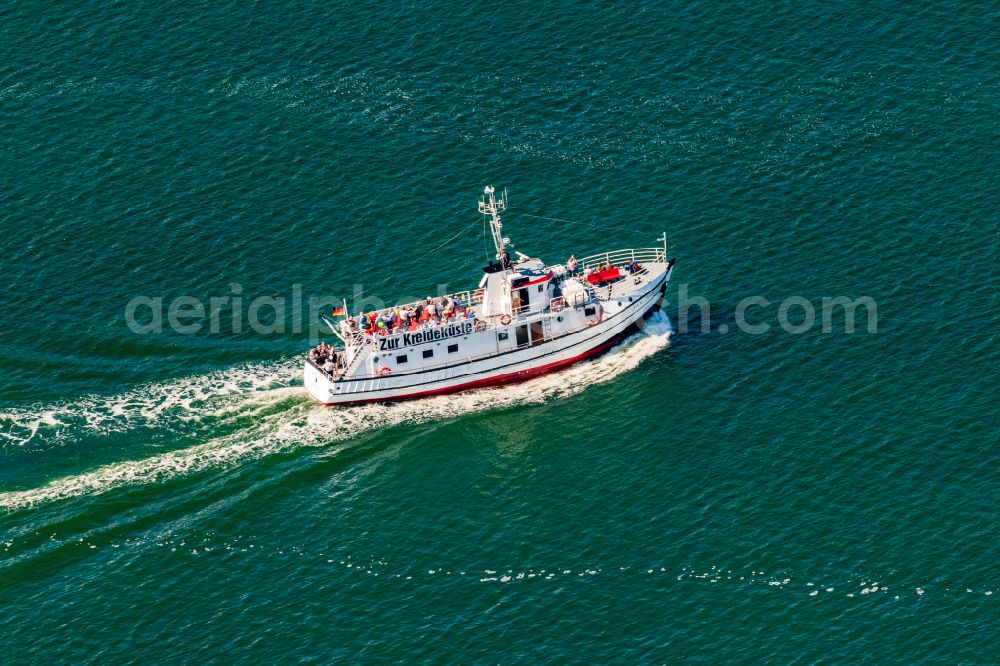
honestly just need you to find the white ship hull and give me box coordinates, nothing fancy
[305,262,672,406]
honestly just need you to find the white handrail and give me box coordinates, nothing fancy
[577,246,664,269]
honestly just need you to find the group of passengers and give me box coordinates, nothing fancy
[309,342,340,376]
[359,296,473,336]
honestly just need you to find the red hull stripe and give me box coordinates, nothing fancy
[319,327,631,406]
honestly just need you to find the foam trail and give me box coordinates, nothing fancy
[0,360,302,447]
[0,314,671,511]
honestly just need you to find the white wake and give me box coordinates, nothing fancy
[0,360,303,447]
[0,313,671,512]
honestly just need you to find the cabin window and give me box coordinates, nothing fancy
[584,306,596,316]
[423,349,434,359]
[537,284,544,293]
[448,343,459,354]
[396,354,408,364]
[498,331,509,341]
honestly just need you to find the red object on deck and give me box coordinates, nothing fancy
[587,267,621,284]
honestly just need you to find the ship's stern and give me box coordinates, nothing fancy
[304,360,334,405]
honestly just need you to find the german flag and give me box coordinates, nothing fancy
[331,306,347,317]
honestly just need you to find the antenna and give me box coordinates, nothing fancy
[478,185,509,262]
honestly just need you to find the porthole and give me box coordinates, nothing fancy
[557,315,564,322]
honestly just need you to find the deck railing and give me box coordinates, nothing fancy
[577,247,666,273]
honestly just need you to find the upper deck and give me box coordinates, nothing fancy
[318,246,667,354]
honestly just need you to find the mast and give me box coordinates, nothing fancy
[478,185,510,264]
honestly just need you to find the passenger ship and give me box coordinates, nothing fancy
[305,186,675,405]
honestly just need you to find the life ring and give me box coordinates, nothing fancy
[378,366,392,377]
[475,320,487,332]
[551,299,564,312]
[499,314,512,326]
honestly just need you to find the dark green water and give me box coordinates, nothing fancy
[2,1,998,662]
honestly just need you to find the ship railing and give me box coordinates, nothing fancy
[576,248,665,300]
[553,291,592,310]
[577,247,666,273]
[383,289,480,316]
[336,327,368,350]
[511,302,531,316]
[337,287,481,343]
[306,356,345,379]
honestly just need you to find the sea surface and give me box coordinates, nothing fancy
[1,1,998,663]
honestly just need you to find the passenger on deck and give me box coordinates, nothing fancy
[323,357,334,375]
[604,259,613,271]
[567,255,578,276]
[625,258,640,274]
